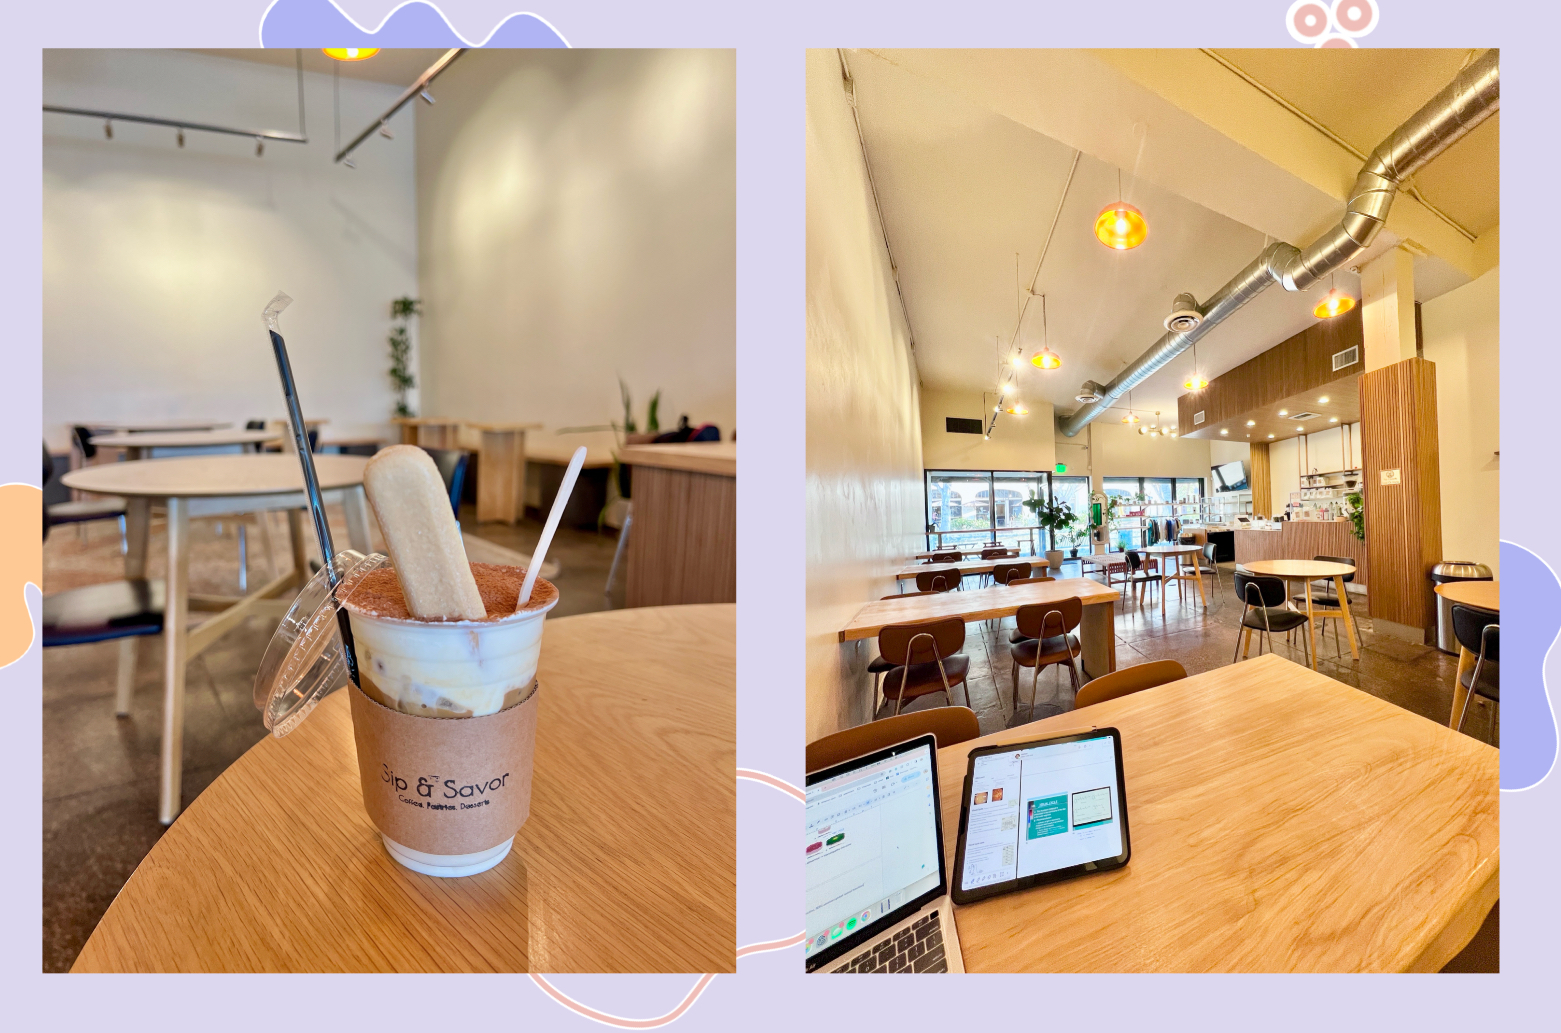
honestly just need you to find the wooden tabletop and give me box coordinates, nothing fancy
[618,442,736,477]
[527,441,616,468]
[469,421,545,432]
[1137,543,1201,555]
[84,418,232,432]
[89,429,282,450]
[912,548,1012,560]
[72,604,736,973]
[61,454,368,498]
[893,556,1049,581]
[839,577,1118,642]
[940,653,1498,972]
[1240,559,1356,580]
[1435,580,1499,611]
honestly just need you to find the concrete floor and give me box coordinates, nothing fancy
[41,505,622,972]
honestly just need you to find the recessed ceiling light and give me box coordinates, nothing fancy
[1246,420,1255,427]
[1318,396,1330,404]
[1220,428,1229,435]
[1278,409,1288,416]
[1267,434,1275,439]
[1329,417,1339,423]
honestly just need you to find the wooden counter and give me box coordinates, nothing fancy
[1233,520,1368,590]
[620,442,736,607]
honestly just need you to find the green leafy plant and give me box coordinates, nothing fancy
[388,297,420,418]
[646,390,661,434]
[619,376,637,434]
[1345,490,1365,542]
[1023,493,1076,551]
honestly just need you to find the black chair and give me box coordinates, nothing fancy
[46,439,128,550]
[1293,554,1360,658]
[1451,605,1499,744]
[1120,550,1159,606]
[420,447,470,518]
[246,419,267,431]
[1195,542,1226,601]
[1233,571,1310,665]
[42,579,166,716]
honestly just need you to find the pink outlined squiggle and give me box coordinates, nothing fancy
[530,769,804,1028]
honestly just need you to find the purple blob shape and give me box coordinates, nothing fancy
[259,0,566,48]
[1495,541,1558,789]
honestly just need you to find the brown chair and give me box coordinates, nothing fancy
[924,551,962,564]
[980,546,1017,560]
[878,616,970,717]
[806,707,981,774]
[915,566,962,593]
[1005,576,1055,643]
[1072,659,1187,710]
[866,592,938,706]
[990,560,1031,588]
[1009,597,1083,721]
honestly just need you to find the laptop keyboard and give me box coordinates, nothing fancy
[835,910,947,973]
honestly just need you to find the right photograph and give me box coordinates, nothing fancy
[805,48,1498,973]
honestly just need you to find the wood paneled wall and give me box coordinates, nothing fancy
[1248,442,1272,518]
[625,466,737,607]
[1360,357,1441,638]
[1234,522,1368,590]
[1179,308,1363,431]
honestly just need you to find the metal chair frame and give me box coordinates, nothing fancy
[886,629,964,718]
[1454,621,1499,745]
[1234,575,1311,667]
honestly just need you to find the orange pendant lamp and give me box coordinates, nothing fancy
[1030,295,1062,370]
[1314,273,1356,319]
[1121,390,1140,425]
[1182,341,1208,391]
[1095,170,1148,250]
[323,48,380,61]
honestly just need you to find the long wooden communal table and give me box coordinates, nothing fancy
[939,653,1499,972]
[1435,580,1499,730]
[892,556,1049,587]
[839,577,1118,681]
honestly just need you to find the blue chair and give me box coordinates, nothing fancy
[420,447,470,518]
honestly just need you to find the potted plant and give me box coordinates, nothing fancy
[1345,491,1365,541]
[1062,519,1085,559]
[1023,493,1076,571]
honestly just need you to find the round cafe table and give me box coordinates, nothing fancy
[1137,543,1208,617]
[1239,559,1360,671]
[84,418,232,433]
[61,454,372,823]
[71,604,736,974]
[88,428,282,460]
[1434,580,1499,729]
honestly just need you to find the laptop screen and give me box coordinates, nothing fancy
[960,735,1123,892]
[804,740,941,961]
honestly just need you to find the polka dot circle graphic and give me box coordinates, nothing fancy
[1319,35,1359,48]
[1287,0,1332,42]
[1332,0,1379,35]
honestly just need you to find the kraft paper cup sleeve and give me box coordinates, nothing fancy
[349,679,539,856]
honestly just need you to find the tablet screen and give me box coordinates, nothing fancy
[959,732,1125,894]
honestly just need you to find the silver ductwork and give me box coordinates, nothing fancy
[1059,48,1499,437]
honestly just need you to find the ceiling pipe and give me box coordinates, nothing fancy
[1058,48,1499,437]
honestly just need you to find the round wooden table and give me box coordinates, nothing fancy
[1239,559,1359,670]
[84,418,232,433]
[89,428,282,459]
[1434,581,1499,729]
[1137,543,1207,616]
[61,454,372,823]
[71,604,736,974]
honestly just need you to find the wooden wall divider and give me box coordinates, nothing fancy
[1248,441,1272,519]
[1359,357,1441,638]
[625,466,738,607]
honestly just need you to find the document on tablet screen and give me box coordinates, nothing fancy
[961,736,1122,892]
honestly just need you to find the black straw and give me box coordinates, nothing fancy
[267,321,361,688]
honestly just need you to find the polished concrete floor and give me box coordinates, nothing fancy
[41,505,622,972]
[871,557,1498,972]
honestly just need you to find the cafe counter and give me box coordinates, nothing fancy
[1233,519,1368,588]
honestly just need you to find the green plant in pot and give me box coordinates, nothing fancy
[1345,490,1365,542]
[388,296,420,418]
[1061,518,1086,559]
[1023,493,1076,572]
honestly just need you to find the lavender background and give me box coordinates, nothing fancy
[5,0,1555,1027]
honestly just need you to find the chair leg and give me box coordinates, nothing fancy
[237,521,248,594]
[118,513,128,555]
[115,637,138,716]
[1028,663,1042,723]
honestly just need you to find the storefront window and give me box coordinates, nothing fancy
[925,469,1049,554]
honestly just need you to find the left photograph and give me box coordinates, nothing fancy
[42,47,736,973]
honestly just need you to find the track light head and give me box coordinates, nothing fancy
[255,137,265,157]
[104,119,112,140]
[176,127,185,148]
[378,122,393,140]
[420,90,436,105]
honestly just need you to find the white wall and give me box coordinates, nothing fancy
[1078,420,1213,489]
[806,49,925,741]
[1268,422,1362,516]
[1423,266,1499,575]
[921,390,1056,472]
[43,50,416,450]
[415,50,735,444]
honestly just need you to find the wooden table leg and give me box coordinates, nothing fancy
[159,497,190,825]
[123,497,151,579]
[1242,628,1253,658]
[342,487,372,553]
[1333,576,1361,659]
[1303,580,1318,671]
[1079,601,1116,682]
[1191,557,1208,610]
[1449,646,1475,729]
[286,509,309,586]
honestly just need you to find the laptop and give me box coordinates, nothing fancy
[804,734,965,973]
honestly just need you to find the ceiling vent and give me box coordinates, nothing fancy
[1163,292,1202,333]
[1332,345,1360,371]
[1289,411,1321,420]
[1194,410,1206,425]
[1074,381,1104,405]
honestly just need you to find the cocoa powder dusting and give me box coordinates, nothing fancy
[343,563,558,621]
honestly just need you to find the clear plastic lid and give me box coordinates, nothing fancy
[254,549,389,737]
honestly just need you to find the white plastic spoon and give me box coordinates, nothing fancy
[516,446,587,611]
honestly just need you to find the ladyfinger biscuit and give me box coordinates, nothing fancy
[362,445,486,620]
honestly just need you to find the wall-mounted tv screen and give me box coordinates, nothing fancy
[1213,460,1249,493]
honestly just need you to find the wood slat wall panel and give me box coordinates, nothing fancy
[1179,308,1364,431]
[1360,357,1441,636]
[625,466,737,607]
[1234,521,1368,593]
[1248,442,1272,518]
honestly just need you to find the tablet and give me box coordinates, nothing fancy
[950,728,1130,905]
